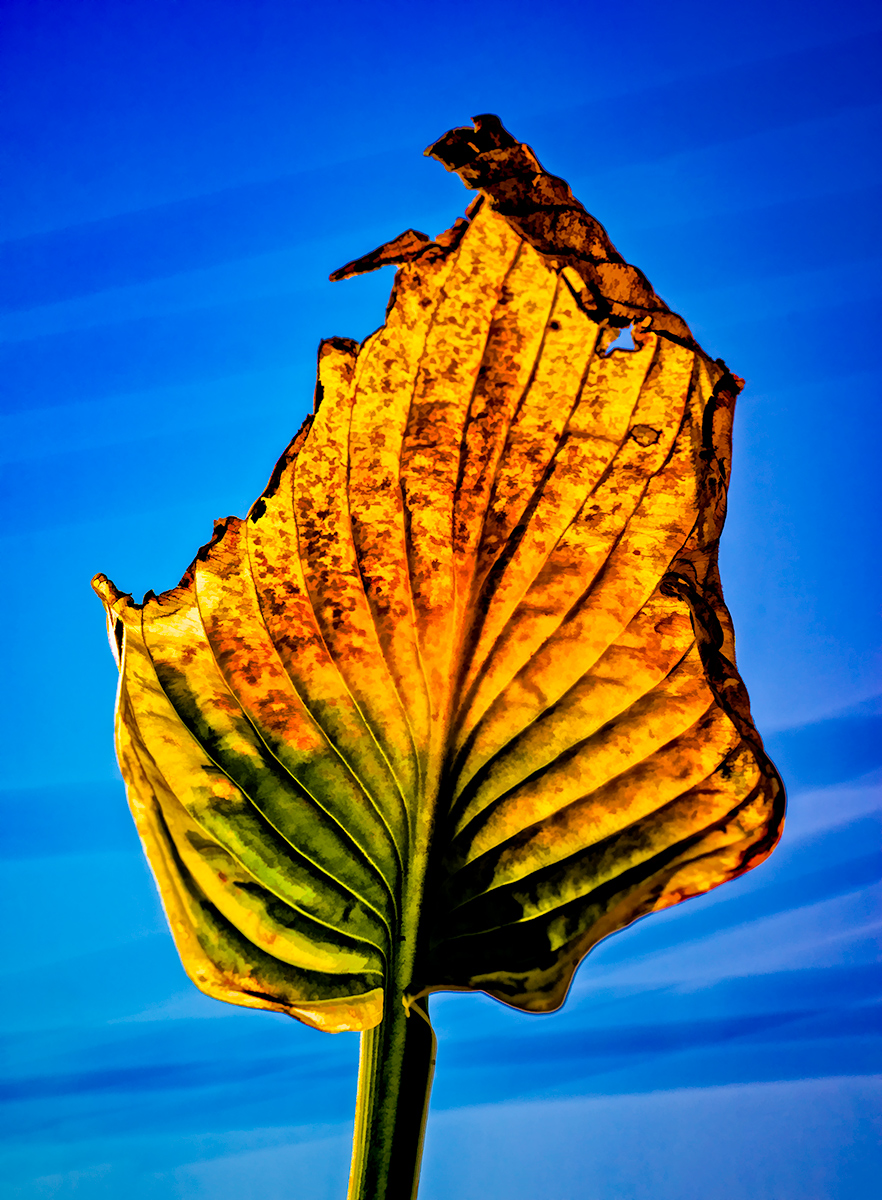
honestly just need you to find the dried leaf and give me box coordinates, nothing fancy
[94,115,783,1034]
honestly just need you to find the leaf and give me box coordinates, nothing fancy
[93,114,783,1035]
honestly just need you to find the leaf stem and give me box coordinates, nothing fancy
[347,994,436,1200]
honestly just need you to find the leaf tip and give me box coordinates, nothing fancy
[329,229,433,282]
[91,574,129,667]
[424,113,517,171]
[91,572,124,608]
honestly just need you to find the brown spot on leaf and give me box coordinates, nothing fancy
[630,424,661,447]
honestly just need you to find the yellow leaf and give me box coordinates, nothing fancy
[93,114,783,1037]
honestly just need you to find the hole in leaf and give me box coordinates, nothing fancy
[608,323,636,351]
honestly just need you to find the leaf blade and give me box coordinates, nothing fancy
[94,115,783,1032]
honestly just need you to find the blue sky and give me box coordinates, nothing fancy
[1,2,880,1197]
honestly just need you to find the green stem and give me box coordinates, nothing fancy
[347,994,436,1200]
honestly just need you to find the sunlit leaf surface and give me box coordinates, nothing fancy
[94,115,783,1034]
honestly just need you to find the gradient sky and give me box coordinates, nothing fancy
[1,2,880,1197]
